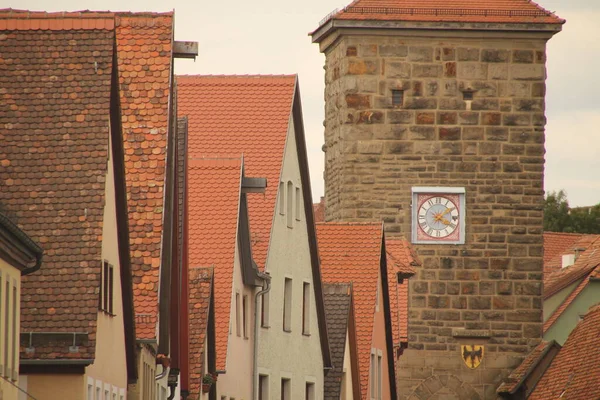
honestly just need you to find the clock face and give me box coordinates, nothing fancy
[417,196,460,239]
[412,188,465,244]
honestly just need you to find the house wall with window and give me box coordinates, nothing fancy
[257,114,324,399]
[369,275,390,400]
[0,259,21,400]
[216,240,254,400]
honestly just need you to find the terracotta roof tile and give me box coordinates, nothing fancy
[316,222,383,400]
[497,340,558,394]
[323,283,353,400]
[188,157,242,372]
[313,198,325,223]
[188,267,213,399]
[385,237,418,346]
[177,75,296,270]
[544,233,596,276]
[530,304,600,400]
[322,0,563,25]
[115,12,173,340]
[0,9,115,30]
[0,18,114,359]
[544,236,600,299]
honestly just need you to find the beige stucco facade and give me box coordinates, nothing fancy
[341,330,354,400]
[0,259,21,400]
[369,274,391,399]
[216,240,254,400]
[257,114,324,399]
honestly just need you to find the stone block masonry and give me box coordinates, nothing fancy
[321,31,552,398]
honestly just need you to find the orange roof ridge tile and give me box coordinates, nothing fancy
[316,221,382,226]
[178,74,296,79]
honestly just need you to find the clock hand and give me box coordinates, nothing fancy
[440,217,451,225]
[442,206,456,215]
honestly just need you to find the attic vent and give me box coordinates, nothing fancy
[462,90,474,101]
[562,254,575,269]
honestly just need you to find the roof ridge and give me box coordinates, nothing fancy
[178,74,296,79]
[316,221,382,226]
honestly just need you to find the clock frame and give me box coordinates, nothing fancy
[411,187,466,244]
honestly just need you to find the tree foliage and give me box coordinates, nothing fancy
[543,190,600,233]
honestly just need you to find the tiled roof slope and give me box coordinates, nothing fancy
[316,222,383,400]
[544,233,596,276]
[386,237,418,345]
[544,236,600,299]
[530,304,600,400]
[0,18,114,359]
[177,75,296,269]
[325,0,563,25]
[323,283,353,400]
[543,232,583,266]
[115,12,174,340]
[188,267,213,399]
[497,340,558,394]
[188,157,242,372]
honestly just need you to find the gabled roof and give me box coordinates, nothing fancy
[0,212,43,275]
[497,340,560,396]
[385,237,418,345]
[544,235,600,299]
[177,75,295,269]
[115,12,174,340]
[188,157,243,372]
[544,232,595,275]
[530,304,600,400]
[323,283,355,400]
[0,13,116,360]
[316,222,385,400]
[318,0,563,26]
[188,267,214,399]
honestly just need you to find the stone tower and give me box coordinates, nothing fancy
[311,1,563,398]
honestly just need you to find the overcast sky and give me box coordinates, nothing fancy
[6,0,599,206]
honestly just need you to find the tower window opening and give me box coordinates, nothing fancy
[392,90,404,107]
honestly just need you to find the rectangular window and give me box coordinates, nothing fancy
[286,181,294,228]
[295,187,301,221]
[11,281,17,380]
[377,352,383,400]
[4,279,9,377]
[96,385,101,400]
[278,182,285,215]
[283,278,292,332]
[243,295,249,338]
[259,375,269,400]
[100,261,114,315]
[281,378,290,400]
[370,352,376,400]
[341,370,347,399]
[87,382,94,400]
[261,291,270,328]
[236,292,241,337]
[305,382,315,400]
[302,282,310,335]
[392,90,404,107]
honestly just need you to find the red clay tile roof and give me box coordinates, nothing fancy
[497,340,559,394]
[188,267,213,399]
[529,304,600,400]
[313,198,325,223]
[321,0,563,25]
[177,75,296,270]
[543,232,584,266]
[544,236,600,299]
[0,9,115,30]
[544,233,596,276]
[316,222,383,400]
[323,283,354,400]
[115,12,174,340]
[188,157,243,372]
[385,237,418,345]
[0,15,114,360]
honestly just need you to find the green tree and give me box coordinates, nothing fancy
[544,190,571,232]
[544,190,600,233]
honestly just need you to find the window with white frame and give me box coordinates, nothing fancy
[243,294,249,339]
[302,282,310,335]
[370,350,376,400]
[235,292,241,337]
[286,181,294,228]
[258,374,269,400]
[99,261,114,315]
[377,351,383,400]
[295,187,301,221]
[278,182,285,215]
[261,290,270,328]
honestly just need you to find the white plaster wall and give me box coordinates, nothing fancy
[217,239,254,400]
[0,259,21,400]
[257,114,324,399]
[86,126,128,395]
